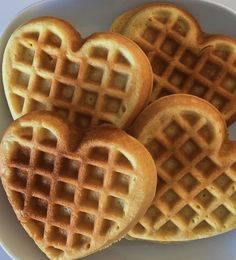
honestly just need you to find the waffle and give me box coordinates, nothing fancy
[2,17,153,130]
[111,3,236,125]
[0,111,157,259]
[129,94,236,241]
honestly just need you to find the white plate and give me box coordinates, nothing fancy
[1,0,236,259]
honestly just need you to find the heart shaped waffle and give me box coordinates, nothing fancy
[111,3,236,125]
[3,17,153,129]
[0,112,156,259]
[130,94,236,241]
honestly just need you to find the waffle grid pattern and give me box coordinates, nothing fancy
[11,29,133,128]
[132,111,236,239]
[132,9,236,122]
[6,125,134,254]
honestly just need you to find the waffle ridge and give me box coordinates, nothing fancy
[111,3,236,125]
[0,112,156,259]
[130,94,236,241]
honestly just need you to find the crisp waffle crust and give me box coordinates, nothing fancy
[111,3,236,125]
[3,17,153,129]
[130,94,236,241]
[0,111,156,259]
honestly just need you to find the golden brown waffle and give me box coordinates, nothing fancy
[3,17,153,129]
[111,3,236,125]
[0,111,156,259]
[130,94,236,241]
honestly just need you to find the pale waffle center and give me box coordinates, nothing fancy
[10,30,134,128]
[6,125,135,257]
[132,110,236,240]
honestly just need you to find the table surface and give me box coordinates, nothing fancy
[0,0,236,259]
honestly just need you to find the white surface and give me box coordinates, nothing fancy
[0,0,236,260]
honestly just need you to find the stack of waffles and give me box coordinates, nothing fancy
[1,2,236,260]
